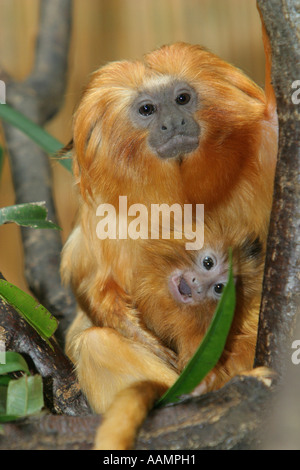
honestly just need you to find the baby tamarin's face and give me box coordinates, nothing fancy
[168,248,229,305]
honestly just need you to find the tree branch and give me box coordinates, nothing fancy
[0,0,75,347]
[0,375,274,450]
[255,0,300,376]
[28,0,73,121]
[0,273,90,416]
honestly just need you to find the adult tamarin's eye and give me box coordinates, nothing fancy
[202,256,214,270]
[214,283,225,295]
[175,93,191,105]
[139,103,156,116]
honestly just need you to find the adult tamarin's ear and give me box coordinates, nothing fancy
[58,138,73,155]
[56,138,83,190]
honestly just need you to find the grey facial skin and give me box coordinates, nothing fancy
[130,80,200,159]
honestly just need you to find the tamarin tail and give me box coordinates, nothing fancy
[93,380,168,450]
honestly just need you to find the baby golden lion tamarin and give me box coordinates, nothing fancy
[91,223,265,449]
[133,223,264,391]
[61,39,277,449]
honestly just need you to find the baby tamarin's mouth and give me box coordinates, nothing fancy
[178,276,192,297]
[168,271,194,304]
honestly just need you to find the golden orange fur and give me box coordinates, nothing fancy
[61,39,278,450]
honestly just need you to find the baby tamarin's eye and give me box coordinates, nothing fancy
[202,256,215,270]
[213,283,225,295]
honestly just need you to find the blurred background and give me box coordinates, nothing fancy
[0,0,265,293]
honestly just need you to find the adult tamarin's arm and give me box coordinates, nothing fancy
[61,217,178,369]
[65,310,178,450]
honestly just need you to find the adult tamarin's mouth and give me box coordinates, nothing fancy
[156,135,199,159]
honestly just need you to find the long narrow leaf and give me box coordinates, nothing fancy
[0,202,61,230]
[0,103,72,172]
[157,250,236,407]
[0,280,58,343]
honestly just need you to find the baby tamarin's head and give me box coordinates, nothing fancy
[168,235,263,306]
[133,223,265,369]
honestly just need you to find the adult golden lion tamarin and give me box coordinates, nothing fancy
[61,41,277,355]
[61,37,277,449]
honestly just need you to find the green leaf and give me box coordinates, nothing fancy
[0,280,58,344]
[0,202,61,230]
[0,415,22,423]
[6,375,27,416]
[25,375,44,415]
[0,353,44,422]
[0,352,30,376]
[0,103,72,172]
[0,376,11,386]
[156,250,236,407]
[4,374,43,418]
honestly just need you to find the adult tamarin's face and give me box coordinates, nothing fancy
[129,78,200,160]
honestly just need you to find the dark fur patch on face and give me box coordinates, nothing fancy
[241,236,263,263]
